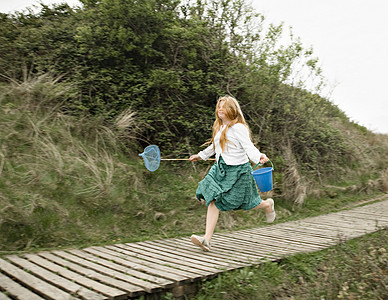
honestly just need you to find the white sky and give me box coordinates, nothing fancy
[252,0,388,134]
[1,0,387,134]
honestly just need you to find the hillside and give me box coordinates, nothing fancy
[0,73,387,253]
[0,0,387,252]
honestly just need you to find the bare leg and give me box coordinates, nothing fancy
[253,198,276,223]
[253,198,272,213]
[204,201,220,241]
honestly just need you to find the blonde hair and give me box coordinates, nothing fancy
[206,95,250,152]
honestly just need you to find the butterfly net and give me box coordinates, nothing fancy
[139,145,161,172]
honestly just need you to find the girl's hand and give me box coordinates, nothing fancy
[189,154,201,161]
[259,154,269,164]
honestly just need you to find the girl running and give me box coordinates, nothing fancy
[189,95,276,251]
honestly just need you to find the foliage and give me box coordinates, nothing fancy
[0,0,387,204]
[0,4,79,81]
[0,75,386,252]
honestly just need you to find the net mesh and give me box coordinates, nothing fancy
[139,145,161,172]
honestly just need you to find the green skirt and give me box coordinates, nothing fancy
[196,156,262,211]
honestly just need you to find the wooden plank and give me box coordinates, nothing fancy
[38,252,136,298]
[127,241,230,271]
[52,250,157,294]
[164,234,276,265]
[6,255,106,300]
[141,238,246,270]
[351,207,388,217]
[83,247,183,284]
[279,221,354,238]
[144,239,264,266]
[0,272,44,300]
[331,218,383,229]
[233,228,329,247]
[67,249,173,288]
[242,227,331,250]
[303,216,368,229]
[125,242,227,273]
[361,200,388,208]
[256,225,336,241]
[244,227,335,245]
[302,218,368,231]
[319,214,381,227]
[94,246,197,282]
[208,235,298,258]
[0,258,75,300]
[357,212,388,219]
[267,225,339,244]
[91,246,193,282]
[305,217,375,232]
[338,204,388,215]
[0,292,11,300]
[272,223,340,239]
[26,253,127,300]
[358,204,388,213]
[214,235,311,258]
[114,244,218,276]
[300,221,368,239]
[180,236,281,261]
[337,210,388,222]
[352,211,388,222]
[237,228,332,247]
[345,200,387,212]
[103,245,204,280]
[358,203,388,211]
[329,212,388,226]
[211,234,292,254]
[138,239,239,268]
[222,231,323,252]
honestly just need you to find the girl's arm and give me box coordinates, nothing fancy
[189,154,201,161]
[234,124,268,164]
[191,143,215,161]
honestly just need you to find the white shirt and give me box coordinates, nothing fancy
[198,123,264,165]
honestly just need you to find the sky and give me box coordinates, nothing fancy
[1,0,387,134]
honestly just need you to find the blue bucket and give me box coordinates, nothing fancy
[252,160,274,192]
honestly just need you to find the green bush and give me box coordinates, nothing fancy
[0,0,387,214]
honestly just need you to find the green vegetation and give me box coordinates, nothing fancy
[0,0,387,257]
[0,74,386,253]
[3,0,384,171]
[179,228,388,300]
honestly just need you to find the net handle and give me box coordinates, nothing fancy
[160,158,216,161]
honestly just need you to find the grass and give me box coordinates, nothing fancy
[0,76,387,256]
[167,228,388,300]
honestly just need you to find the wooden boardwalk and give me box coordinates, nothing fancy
[1,198,387,299]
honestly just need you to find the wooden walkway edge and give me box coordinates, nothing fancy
[1,197,387,299]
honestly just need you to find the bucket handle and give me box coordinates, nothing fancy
[253,159,274,171]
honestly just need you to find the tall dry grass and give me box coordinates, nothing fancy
[279,120,388,205]
[327,119,388,193]
[0,74,139,249]
[332,119,388,170]
[281,142,308,206]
